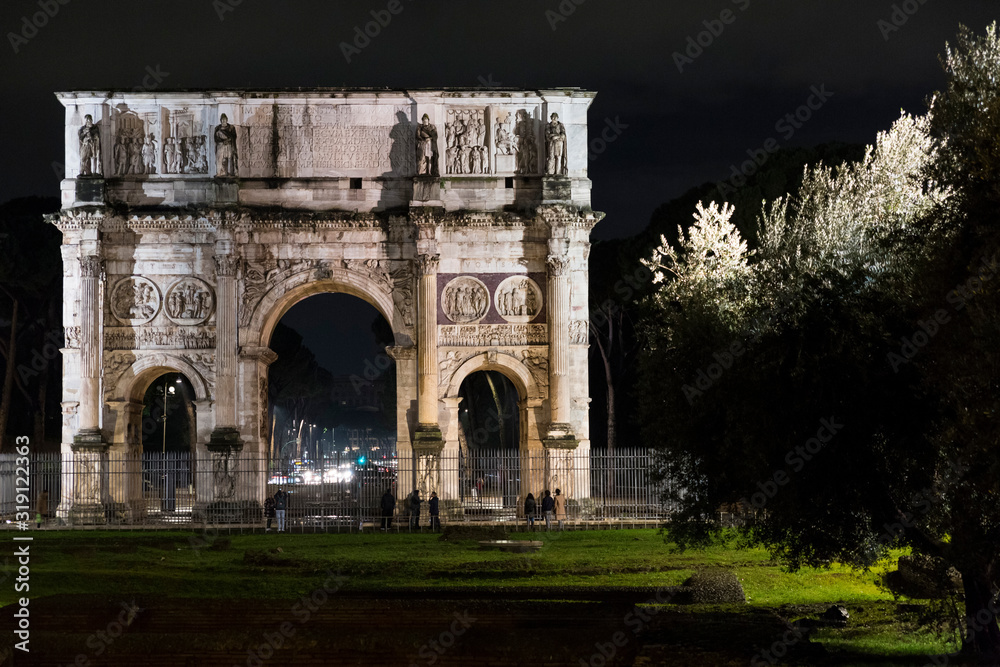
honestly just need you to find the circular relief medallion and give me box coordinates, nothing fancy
[442,276,490,324]
[494,276,542,323]
[110,276,161,325]
[164,277,215,325]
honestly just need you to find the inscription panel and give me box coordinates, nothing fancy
[241,104,413,177]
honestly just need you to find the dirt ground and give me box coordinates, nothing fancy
[2,594,945,666]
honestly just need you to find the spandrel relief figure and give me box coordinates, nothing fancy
[545,112,568,176]
[471,145,484,174]
[78,114,102,176]
[164,138,180,173]
[114,133,128,176]
[214,114,238,177]
[129,130,144,175]
[415,113,439,176]
[142,133,157,174]
[495,114,514,155]
[190,135,208,173]
[471,116,486,148]
[514,109,537,175]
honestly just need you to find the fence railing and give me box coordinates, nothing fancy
[0,448,674,531]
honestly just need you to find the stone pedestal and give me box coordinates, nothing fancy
[412,177,441,205]
[194,441,248,523]
[495,154,516,173]
[68,439,109,524]
[543,441,577,500]
[542,176,572,203]
[75,178,105,204]
[213,179,239,203]
[412,440,444,498]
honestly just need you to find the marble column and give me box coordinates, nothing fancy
[545,251,576,446]
[387,344,418,503]
[414,253,443,446]
[70,253,107,523]
[209,251,241,451]
[74,255,104,446]
[199,250,241,523]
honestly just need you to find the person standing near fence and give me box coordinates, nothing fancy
[274,487,288,533]
[428,491,440,532]
[524,493,537,530]
[264,495,276,532]
[380,488,395,531]
[554,488,567,531]
[541,489,554,531]
[409,489,422,530]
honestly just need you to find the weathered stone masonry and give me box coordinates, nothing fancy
[51,89,603,520]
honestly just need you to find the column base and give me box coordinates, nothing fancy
[72,428,106,450]
[544,423,577,449]
[193,500,261,525]
[69,503,106,525]
[207,427,243,453]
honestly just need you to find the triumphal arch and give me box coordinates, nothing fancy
[52,88,602,521]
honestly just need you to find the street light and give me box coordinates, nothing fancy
[161,376,182,454]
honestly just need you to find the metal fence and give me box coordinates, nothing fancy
[0,448,674,531]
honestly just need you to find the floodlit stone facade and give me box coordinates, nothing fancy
[51,89,603,521]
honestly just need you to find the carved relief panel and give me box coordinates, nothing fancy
[437,273,546,326]
[494,276,542,323]
[492,107,541,175]
[442,276,490,324]
[164,277,215,325]
[110,276,161,325]
[113,107,159,176]
[445,108,490,175]
[162,107,208,174]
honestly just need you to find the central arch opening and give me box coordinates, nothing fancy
[266,292,396,526]
[138,371,197,514]
[458,370,521,512]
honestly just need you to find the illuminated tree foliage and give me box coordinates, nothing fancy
[640,24,1000,657]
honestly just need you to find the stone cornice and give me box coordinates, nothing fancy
[536,204,605,231]
[52,206,597,232]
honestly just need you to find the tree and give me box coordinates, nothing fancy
[641,62,1000,656]
[918,22,1000,656]
[584,143,866,454]
[587,239,644,454]
[0,198,61,451]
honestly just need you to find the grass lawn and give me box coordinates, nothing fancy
[1,527,963,663]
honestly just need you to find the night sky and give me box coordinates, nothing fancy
[2,0,995,373]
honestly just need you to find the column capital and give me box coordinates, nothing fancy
[416,253,440,276]
[546,253,570,276]
[78,255,104,277]
[214,254,239,277]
